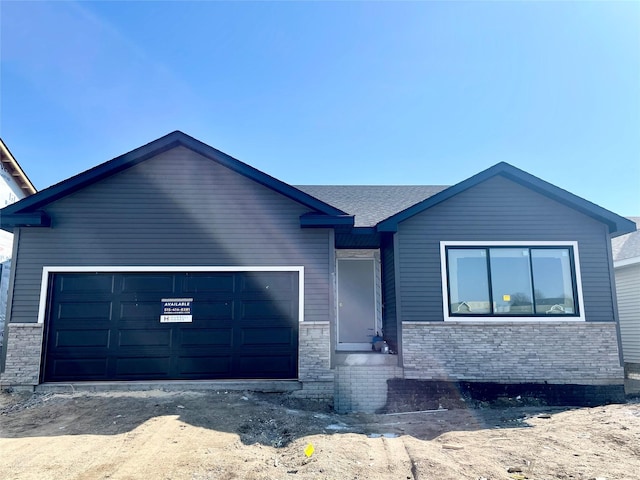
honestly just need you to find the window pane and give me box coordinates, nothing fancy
[447,249,490,314]
[489,248,534,315]
[531,249,576,314]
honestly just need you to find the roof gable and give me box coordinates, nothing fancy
[1,131,350,230]
[376,162,635,236]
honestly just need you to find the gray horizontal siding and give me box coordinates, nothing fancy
[615,264,640,363]
[397,175,616,322]
[10,146,331,324]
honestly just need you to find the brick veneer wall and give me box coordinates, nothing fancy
[334,364,404,413]
[1,323,43,387]
[402,321,624,384]
[295,321,334,400]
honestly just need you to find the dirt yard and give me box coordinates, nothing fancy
[1,389,639,480]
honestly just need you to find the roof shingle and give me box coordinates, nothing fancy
[295,185,448,227]
[612,217,640,262]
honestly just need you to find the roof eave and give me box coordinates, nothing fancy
[376,162,636,236]
[1,211,51,231]
[0,138,37,196]
[4,131,348,218]
[299,213,355,228]
[497,169,636,236]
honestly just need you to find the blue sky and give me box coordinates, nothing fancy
[1,1,638,215]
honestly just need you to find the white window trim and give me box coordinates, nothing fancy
[439,241,586,322]
[37,266,304,324]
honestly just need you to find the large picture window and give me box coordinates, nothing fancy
[442,242,582,319]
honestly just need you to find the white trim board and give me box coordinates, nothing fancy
[439,241,586,322]
[37,266,305,324]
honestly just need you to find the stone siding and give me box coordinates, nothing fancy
[295,321,334,399]
[402,321,624,384]
[1,323,43,387]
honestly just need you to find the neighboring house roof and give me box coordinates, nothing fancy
[296,185,448,227]
[0,139,37,196]
[612,217,640,267]
[0,131,351,232]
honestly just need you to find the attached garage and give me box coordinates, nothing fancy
[41,268,302,382]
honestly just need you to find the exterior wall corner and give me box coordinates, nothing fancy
[0,323,43,387]
[297,321,334,399]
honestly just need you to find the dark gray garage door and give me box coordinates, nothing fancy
[42,271,299,382]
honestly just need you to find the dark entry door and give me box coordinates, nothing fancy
[42,271,299,382]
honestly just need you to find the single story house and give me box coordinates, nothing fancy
[0,131,635,412]
[612,217,640,383]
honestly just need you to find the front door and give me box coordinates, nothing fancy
[337,257,377,350]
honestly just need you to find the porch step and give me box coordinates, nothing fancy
[335,352,399,367]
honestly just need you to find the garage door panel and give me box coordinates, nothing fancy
[192,301,233,319]
[55,329,110,348]
[44,271,299,382]
[241,300,295,319]
[177,356,232,375]
[121,275,175,293]
[115,357,171,377]
[51,358,109,379]
[57,302,112,320]
[120,301,162,320]
[239,273,294,293]
[239,327,294,346]
[180,328,232,346]
[118,329,171,347]
[183,274,234,292]
[58,274,115,294]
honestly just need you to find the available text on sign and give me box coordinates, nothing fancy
[160,298,193,323]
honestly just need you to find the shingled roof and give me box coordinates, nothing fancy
[295,185,448,227]
[612,217,640,264]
